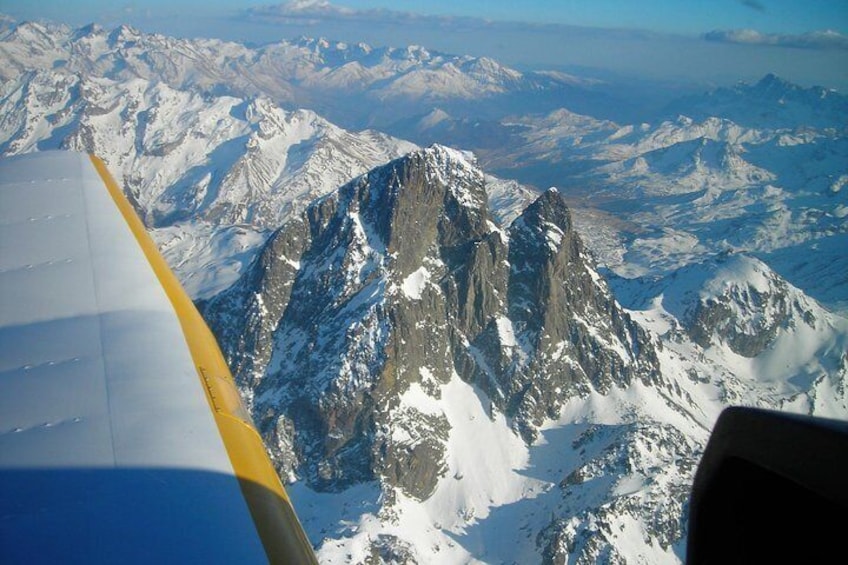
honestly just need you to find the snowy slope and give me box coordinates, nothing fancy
[617,254,848,415]
[0,70,416,297]
[0,71,416,228]
[290,370,713,564]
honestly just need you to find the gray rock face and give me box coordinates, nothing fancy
[687,278,804,357]
[200,217,312,389]
[495,190,660,440]
[537,422,698,565]
[648,253,820,358]
[204,145,661,500]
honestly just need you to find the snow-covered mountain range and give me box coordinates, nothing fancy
[0,67,417,296]
[472,94,848,314]
[0,19,609,130]
[2,16,846,564]
[662,73,848,130]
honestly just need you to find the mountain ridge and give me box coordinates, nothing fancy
[0,67,418,297]
[198,146,727,562]
[0,19,599,129]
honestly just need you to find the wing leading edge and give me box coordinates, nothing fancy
[0,151,315,564]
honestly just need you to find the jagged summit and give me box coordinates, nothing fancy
[413,144,480,187]
[645,253,841,358]
[754,72,795,93]
[107,24,142,45]
[70,22,104,40]
[516,185,571,230]
[414,143,477,168]
[663,73,848,129]
[204,146,660,500]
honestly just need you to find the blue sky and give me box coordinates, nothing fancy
[4,0,846,34]
[335,0,847,35]
[3,1,847,89]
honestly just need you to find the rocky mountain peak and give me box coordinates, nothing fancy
[203,147,661,500]
[512,187,571,236]
[663,73,848,129]
[754,72,796,95]
[70,22,104,41]
[657,253,824,357]
[107,24,142,46]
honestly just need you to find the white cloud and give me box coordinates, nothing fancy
[243,1,485,28]
[240,2,664,43]
[704,29,848,50]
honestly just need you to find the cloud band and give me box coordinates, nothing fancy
[704,29,848,50]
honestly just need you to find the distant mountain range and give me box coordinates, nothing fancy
[663,73,848,130]
[471,99,848,314]
[0,20,619,128]
[2,16,846,564]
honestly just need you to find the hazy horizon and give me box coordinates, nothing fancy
[2,0,847,90]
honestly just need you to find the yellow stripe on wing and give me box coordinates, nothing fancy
[89,155,316,564]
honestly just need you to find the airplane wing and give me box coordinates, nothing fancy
[0,151,316,563]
